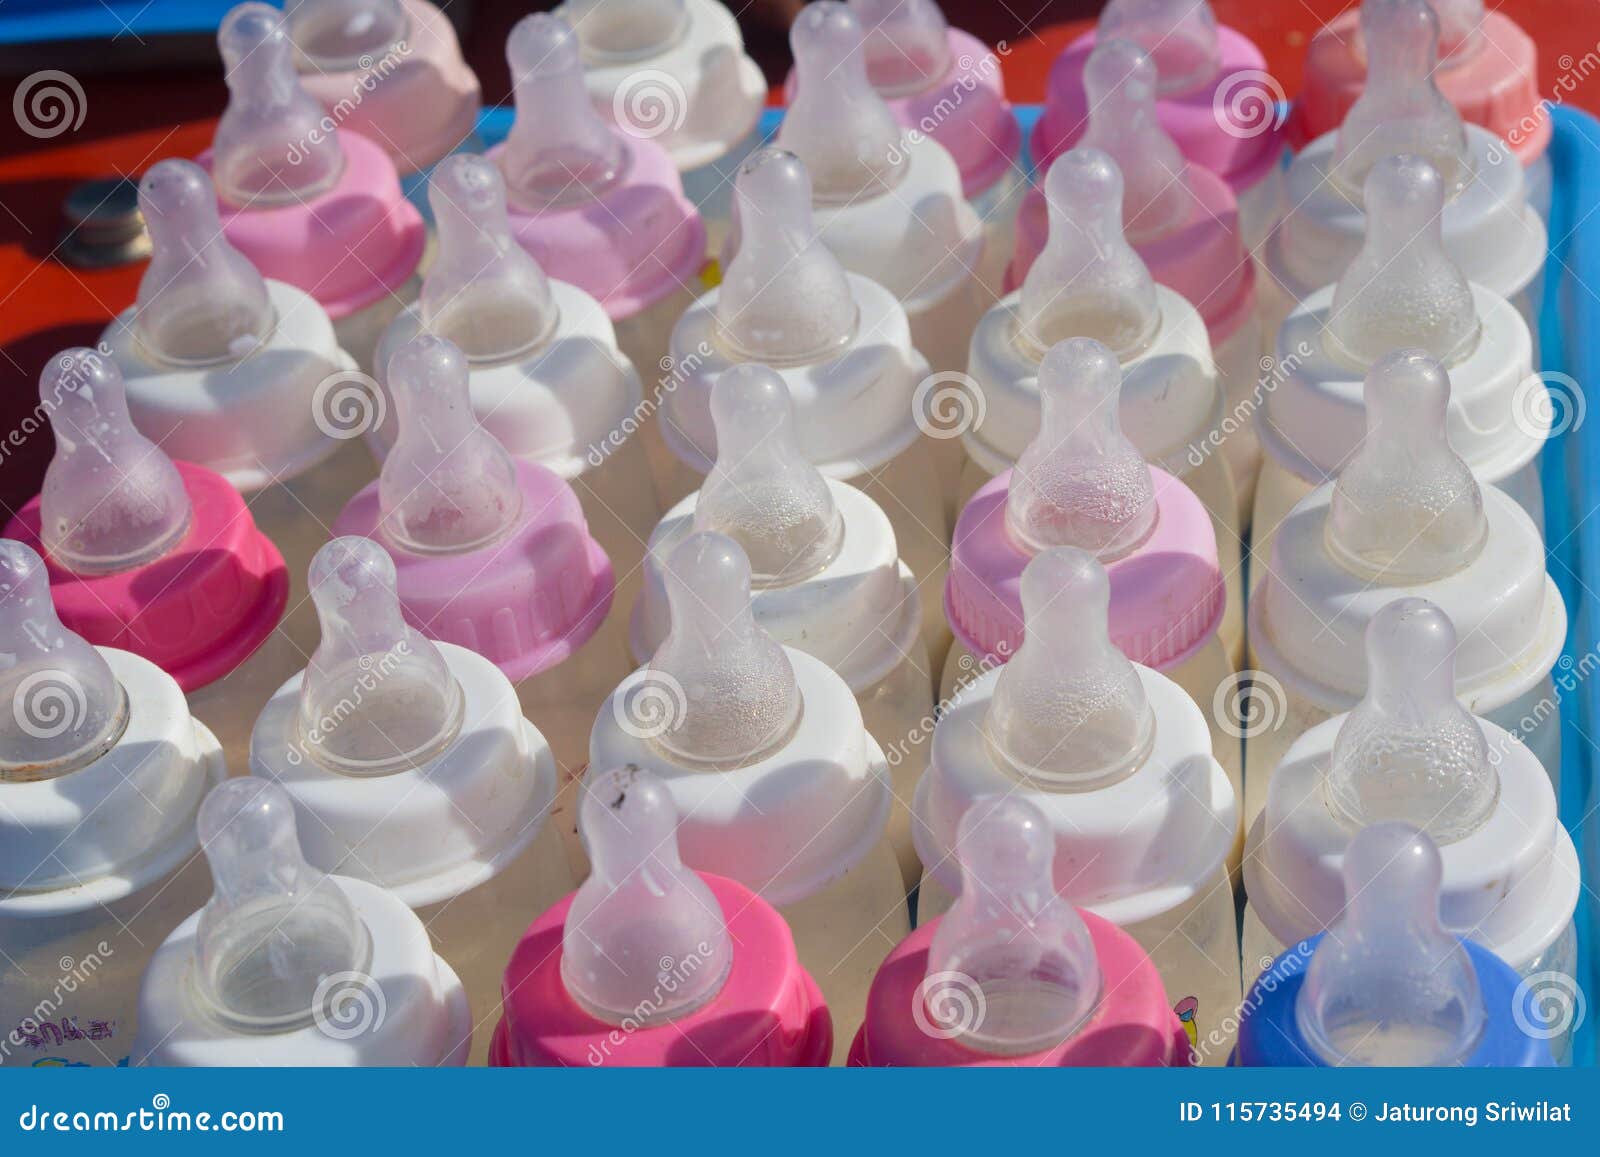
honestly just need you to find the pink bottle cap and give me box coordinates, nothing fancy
[490,12,705,320]
[1291,2,1547,164]
[4,349,287,693]
[945,339,1223,670]
[332,334,613,682]
[202,3,425,320]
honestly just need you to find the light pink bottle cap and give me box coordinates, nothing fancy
[332,335,613,682]
[491,12,704,320]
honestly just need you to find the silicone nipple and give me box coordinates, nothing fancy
[1098,0,1220,95]
[1429,0,1485,63]
[283,0,408,69]
[648,533,802,769]
[422,154,559,362]
[0,540,127,782]
[297,537,465,775]
[1018,149,1160,359]
[499,13,627,212]
[1006,338,1157,560]
[1324,156,1480,369]
[379,334,522,555]
[194,778,371,1031]
[214,2,345,207]
[563,766,734,1024]
[779,2,907,203]
[717,149,858,365]
[849,0,953,97]
[39,349,192,576]
[693,364,844,587]
[983,548,1155,789]
[134,159,274,365]
[560,0,689,62]
[1079,39,1192,242]
[1325,599,1496,843]
[927,796,1102,1055]
[1295,822,1486,1065]
[1332,0,1470,195]
[1325,350,1486,583]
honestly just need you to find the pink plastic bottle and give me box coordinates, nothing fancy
[492,767,831,1066]
[852,796,1190,1066]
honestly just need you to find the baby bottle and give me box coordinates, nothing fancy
[632,364,933,893]
[590,532,909,1060]
[1253,155,1542,566]
[1243,600,1580,1062]
[5,349,291,771]
[1031,0,1288,250]
[132,778,471,1066]
[559,0,766,217]
[205,3,426,371]
[1239,822,1558,1068]
[492,767,832,1066]
[852,796,1190,1066]
[964,147,1243,667]
[1010,39,1262,523]
[101,159,370,642]
[1292,0,1552,221]
[0,540,224,1067]
[943,338,1239,871]
[660,148,950,670]
[334,333,628,860]
[249,536,574,1064]
[491,13,705,385]
[914,547,1239,1063]
[283,0,482,205]
[1261,0,1544,341]
[775,2,983,378]
[1246,350,1564,823]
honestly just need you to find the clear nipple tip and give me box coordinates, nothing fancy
[1295,821,1486,1066]
[1325,349,1486,583]
[1324,155,1480,369]
[648,532,802,769]
[0,539,127,781]
[379,334,522,555]
[1079,39,1191,242]
[423,154,559,362]
[1429,0,1485,62]
[1332,0,1470,195]
[780,2,906,203]
[214,2,345,206]
[561,0,689,63]
[499,12,627,212]
[1007,337,1157,560]
[283,0,408,68]
[1019,149,1159,358]
[1098,0,1220,95]
[849,0,952,95]
[39,349,192,577]
[135,159,274,365]
[194,777,372,1031]
[928,795,1102,1055]
[717,149,858,364]
[298,536,464,775]
[1325,599,1497,844]
[984,547,1155,789]
[563,766,734,1025]
[694,364,843,587]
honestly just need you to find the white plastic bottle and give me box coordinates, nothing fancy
[1247,350,1565,827]
[133,778,470,1066]
[632,364,933,892]
[0,541,224,1067]
[1253,154,1543,566]
[1244,600,1580,1062]
[590,532,909,1060]
[915,548,1239,1063]
[249,537,573,1064]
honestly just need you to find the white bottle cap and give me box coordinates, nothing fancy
[850,0,951,95]
[1078,39,1192,242]
[1098,0,1220,96]
[283,0,407,67]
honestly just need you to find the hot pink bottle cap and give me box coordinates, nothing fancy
[489,12,705,321]
[332,334,613,682]
[5,350,287,693]
[201,3,425,320]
